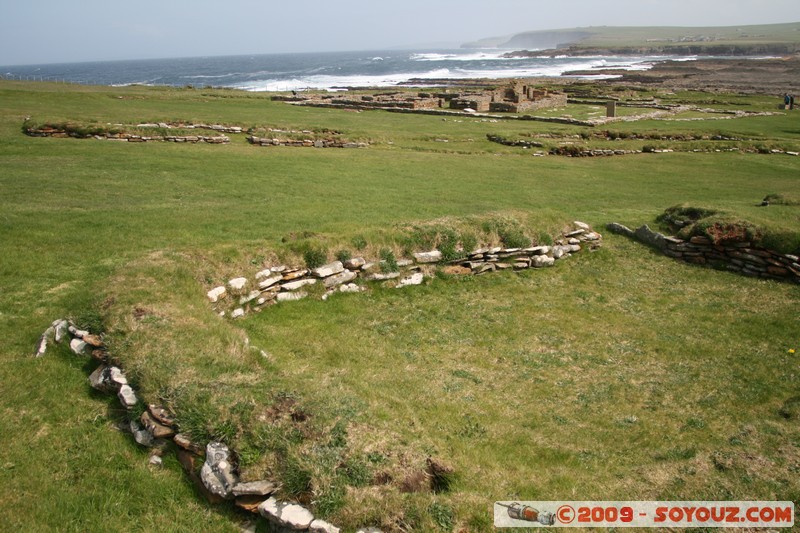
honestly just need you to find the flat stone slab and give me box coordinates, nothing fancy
[258,497,315,530]
[312,261,344,278]
[277,291,308,302]
[258,274,282,290]
[413,250,442,263]
[232,480,278,497]
[365,272,400,281]
[281,278,317,291]
[531,255,556,268]
[310,518,341,533]
[397,272,424,288]
[323,269,357,288]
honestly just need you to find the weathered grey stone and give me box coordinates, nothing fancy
[281,278,317,291]
[109,367,128,388]
[606,222,635,238]
[34,326,54,357]
[582,231,601,241]
[70,338,88,355]
[232,480,278,497]
[201,442,239,500]
[413,250,442,263]
[52,319,69,343]
[531,255,556,268]
[129,420,154,447]
[207,286,227,303]
[258,275,283,290]
[149,454,163,467]
[365,272,400,281]
[277,291,308,302]
[396,258,413,268]
[568,244,581,253]
[344,257,366,270]
[231,308,246,319]
[86,365,105,389]
[324,270,357,288]
[258,497,314,530]
[89,364,122,393]
[524,246,549,255]
[552,247,568,259]
[238,290,261,305]
[228,278,248,293]
[574,221,590,230]
[310,518,341,533]
[568,238,581,245]
[312,261,344,278]
[118,384,138,408]
[270,265,287,273]
[634,225,668,250]
[397,272,424,288]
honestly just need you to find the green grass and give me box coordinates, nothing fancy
[0,79,799,531]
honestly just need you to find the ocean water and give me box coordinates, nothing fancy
[0,49,674,91]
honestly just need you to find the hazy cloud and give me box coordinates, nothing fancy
[1,0,799,65]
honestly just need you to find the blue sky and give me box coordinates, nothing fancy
[1,0,799,65]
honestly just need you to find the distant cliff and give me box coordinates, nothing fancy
[505,42,800,58]
[463,22,800,56]
[462,30,591,50]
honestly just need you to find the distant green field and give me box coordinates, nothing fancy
[0,80,798,532]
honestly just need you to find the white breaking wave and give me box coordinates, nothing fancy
[236,55,685,92]
[410,51,522,62]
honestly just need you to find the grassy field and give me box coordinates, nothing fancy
[0,80,799,532]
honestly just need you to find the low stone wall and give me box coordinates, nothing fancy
[247,135,368,148]
[608,223,799,283]
[208,222,603,319]
[34,320,349,533]
[25,127,230,144]
[35,222,604,532]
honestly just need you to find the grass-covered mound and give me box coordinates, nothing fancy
[658,203,800,255]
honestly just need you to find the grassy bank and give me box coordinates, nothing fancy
[0,80,798,531]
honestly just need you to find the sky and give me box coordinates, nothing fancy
[1,0,799,66]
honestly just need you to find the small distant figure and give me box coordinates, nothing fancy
[791,94,795,110]
[291,90,297,97]
[785,93,791,109]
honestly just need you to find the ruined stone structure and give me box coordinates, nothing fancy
[450,80,567,113]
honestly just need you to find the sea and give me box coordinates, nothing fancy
[0,49,680,92]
